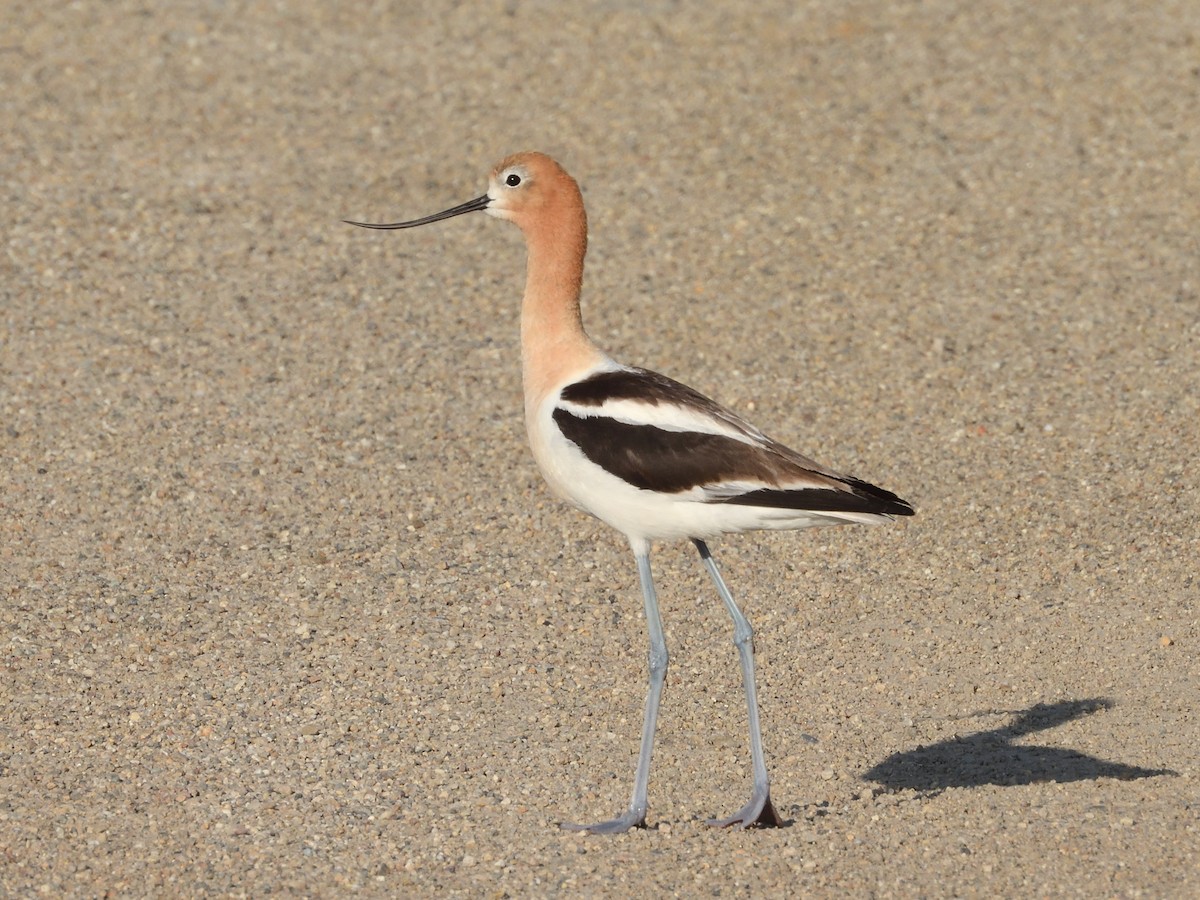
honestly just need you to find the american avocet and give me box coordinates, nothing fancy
[347,152,914,834]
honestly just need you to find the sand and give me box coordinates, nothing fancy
[2,0,1197,895]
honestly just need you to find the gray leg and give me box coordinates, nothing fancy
[561,543,668,834]
[693,539,783,828]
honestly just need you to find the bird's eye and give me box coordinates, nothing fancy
[505,173,521,187]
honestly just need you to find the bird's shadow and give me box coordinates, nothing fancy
[863,698,1175,792]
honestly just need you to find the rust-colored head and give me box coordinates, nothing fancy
[482,152,584,233]
[344,151,584,237]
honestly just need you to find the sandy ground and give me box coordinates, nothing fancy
[2,1,1198,896]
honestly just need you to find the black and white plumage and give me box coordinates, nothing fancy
[532,364,911,546]
[548,366,912,526]
[347,152,914,835]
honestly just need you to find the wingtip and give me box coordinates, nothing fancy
[846,478,915,517]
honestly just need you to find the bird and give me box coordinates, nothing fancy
[346,152,913,834]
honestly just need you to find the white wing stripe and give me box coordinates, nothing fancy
[557,397,766,445]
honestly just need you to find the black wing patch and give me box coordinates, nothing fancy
[559,367,742,423]
[552,408,766,493]
[559,368,707,407]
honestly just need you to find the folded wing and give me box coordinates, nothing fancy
[553,367,914,518]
